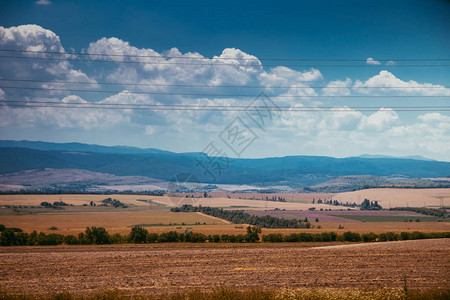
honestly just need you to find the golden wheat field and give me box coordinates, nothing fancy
[335,188,450,208]
[0,194,160,207]
[150,195,346,210]
[0,193,345,210]
[0,212,233,235]
[0,192,449,235]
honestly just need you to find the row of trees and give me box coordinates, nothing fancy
[171,205,311,228]
[262,231,450,243]
[128,226,262,243]
[0,225,263,246]
[0,226,120,246]
[311,198,383,210]
[263,196,286,202]
[313,198,358,208]
[1,224,448,246]
[360,199,383,210]
[236,196,286,202]
[40,201,72,209]
[100,198,128,208]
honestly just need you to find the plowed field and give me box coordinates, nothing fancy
[0,239,448,295]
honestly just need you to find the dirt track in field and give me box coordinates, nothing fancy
[0,239,449,295]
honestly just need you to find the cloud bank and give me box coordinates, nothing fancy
[0,25,449,160]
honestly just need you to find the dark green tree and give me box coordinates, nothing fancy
[64,235,79,245]
[85,227,111,244]
[15,232,29,246]
[111,233,125,244]
[128,226,149,243]
[361,232,378,242]
[0,228,16,246]
[158,231,180,242]
[147,233,158,243]
[342,231,361,242]
[245,226,262,242]
[28,231,38,246]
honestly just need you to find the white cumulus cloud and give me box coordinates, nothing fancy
[0,95,129,130]
[322,78,352,96]
[0,25,96,100]
[359,108,400,131]
[87,37,322,97]
[353,70,450,96]
[366,57,381,65]
[2,25,450,160]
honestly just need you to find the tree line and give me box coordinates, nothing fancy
[0,225,263,246]
[40,200,72,209]
[313,198,358,208]
[170,205,311,228]
[360,199,383,210]
[262,231,449,242]
[1,224,448,246]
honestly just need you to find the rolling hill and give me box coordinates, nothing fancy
[0,140,449,191]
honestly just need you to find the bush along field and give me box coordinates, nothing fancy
[0,224,449,246]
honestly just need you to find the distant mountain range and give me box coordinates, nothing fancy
[356,154,435,161]
[0,140,437,162]
[0,140,449,191]
[0,140,174,155]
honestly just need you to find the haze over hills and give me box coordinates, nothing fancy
[356,154,435,161]
[0,140,449,193]
[0,140,440,162]
[0,140,175,155]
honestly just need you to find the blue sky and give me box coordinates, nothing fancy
[0,0,449,160]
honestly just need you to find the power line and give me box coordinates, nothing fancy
[1,55,449,68]
[3,99,448,109]
[4,104,448,112]
[1,49,449,62]
[1,85,449,98]
[1,78,449,89]
[4,105,449,112]
[1,100,448,112]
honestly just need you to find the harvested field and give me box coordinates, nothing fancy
[0,211,229,235]
[336,188,450,208]
[0,211,448,236]
[329,215,441,222]
[1,190,449,210]
[307,221,450,233]
[152,196,343,210]
[0,193,448,236]
[328,210,425,216]
[0,194,341,211]
[0,239,448,295]
[246,209,445,223]
[207,192,335,203]
[0,194,162,207]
